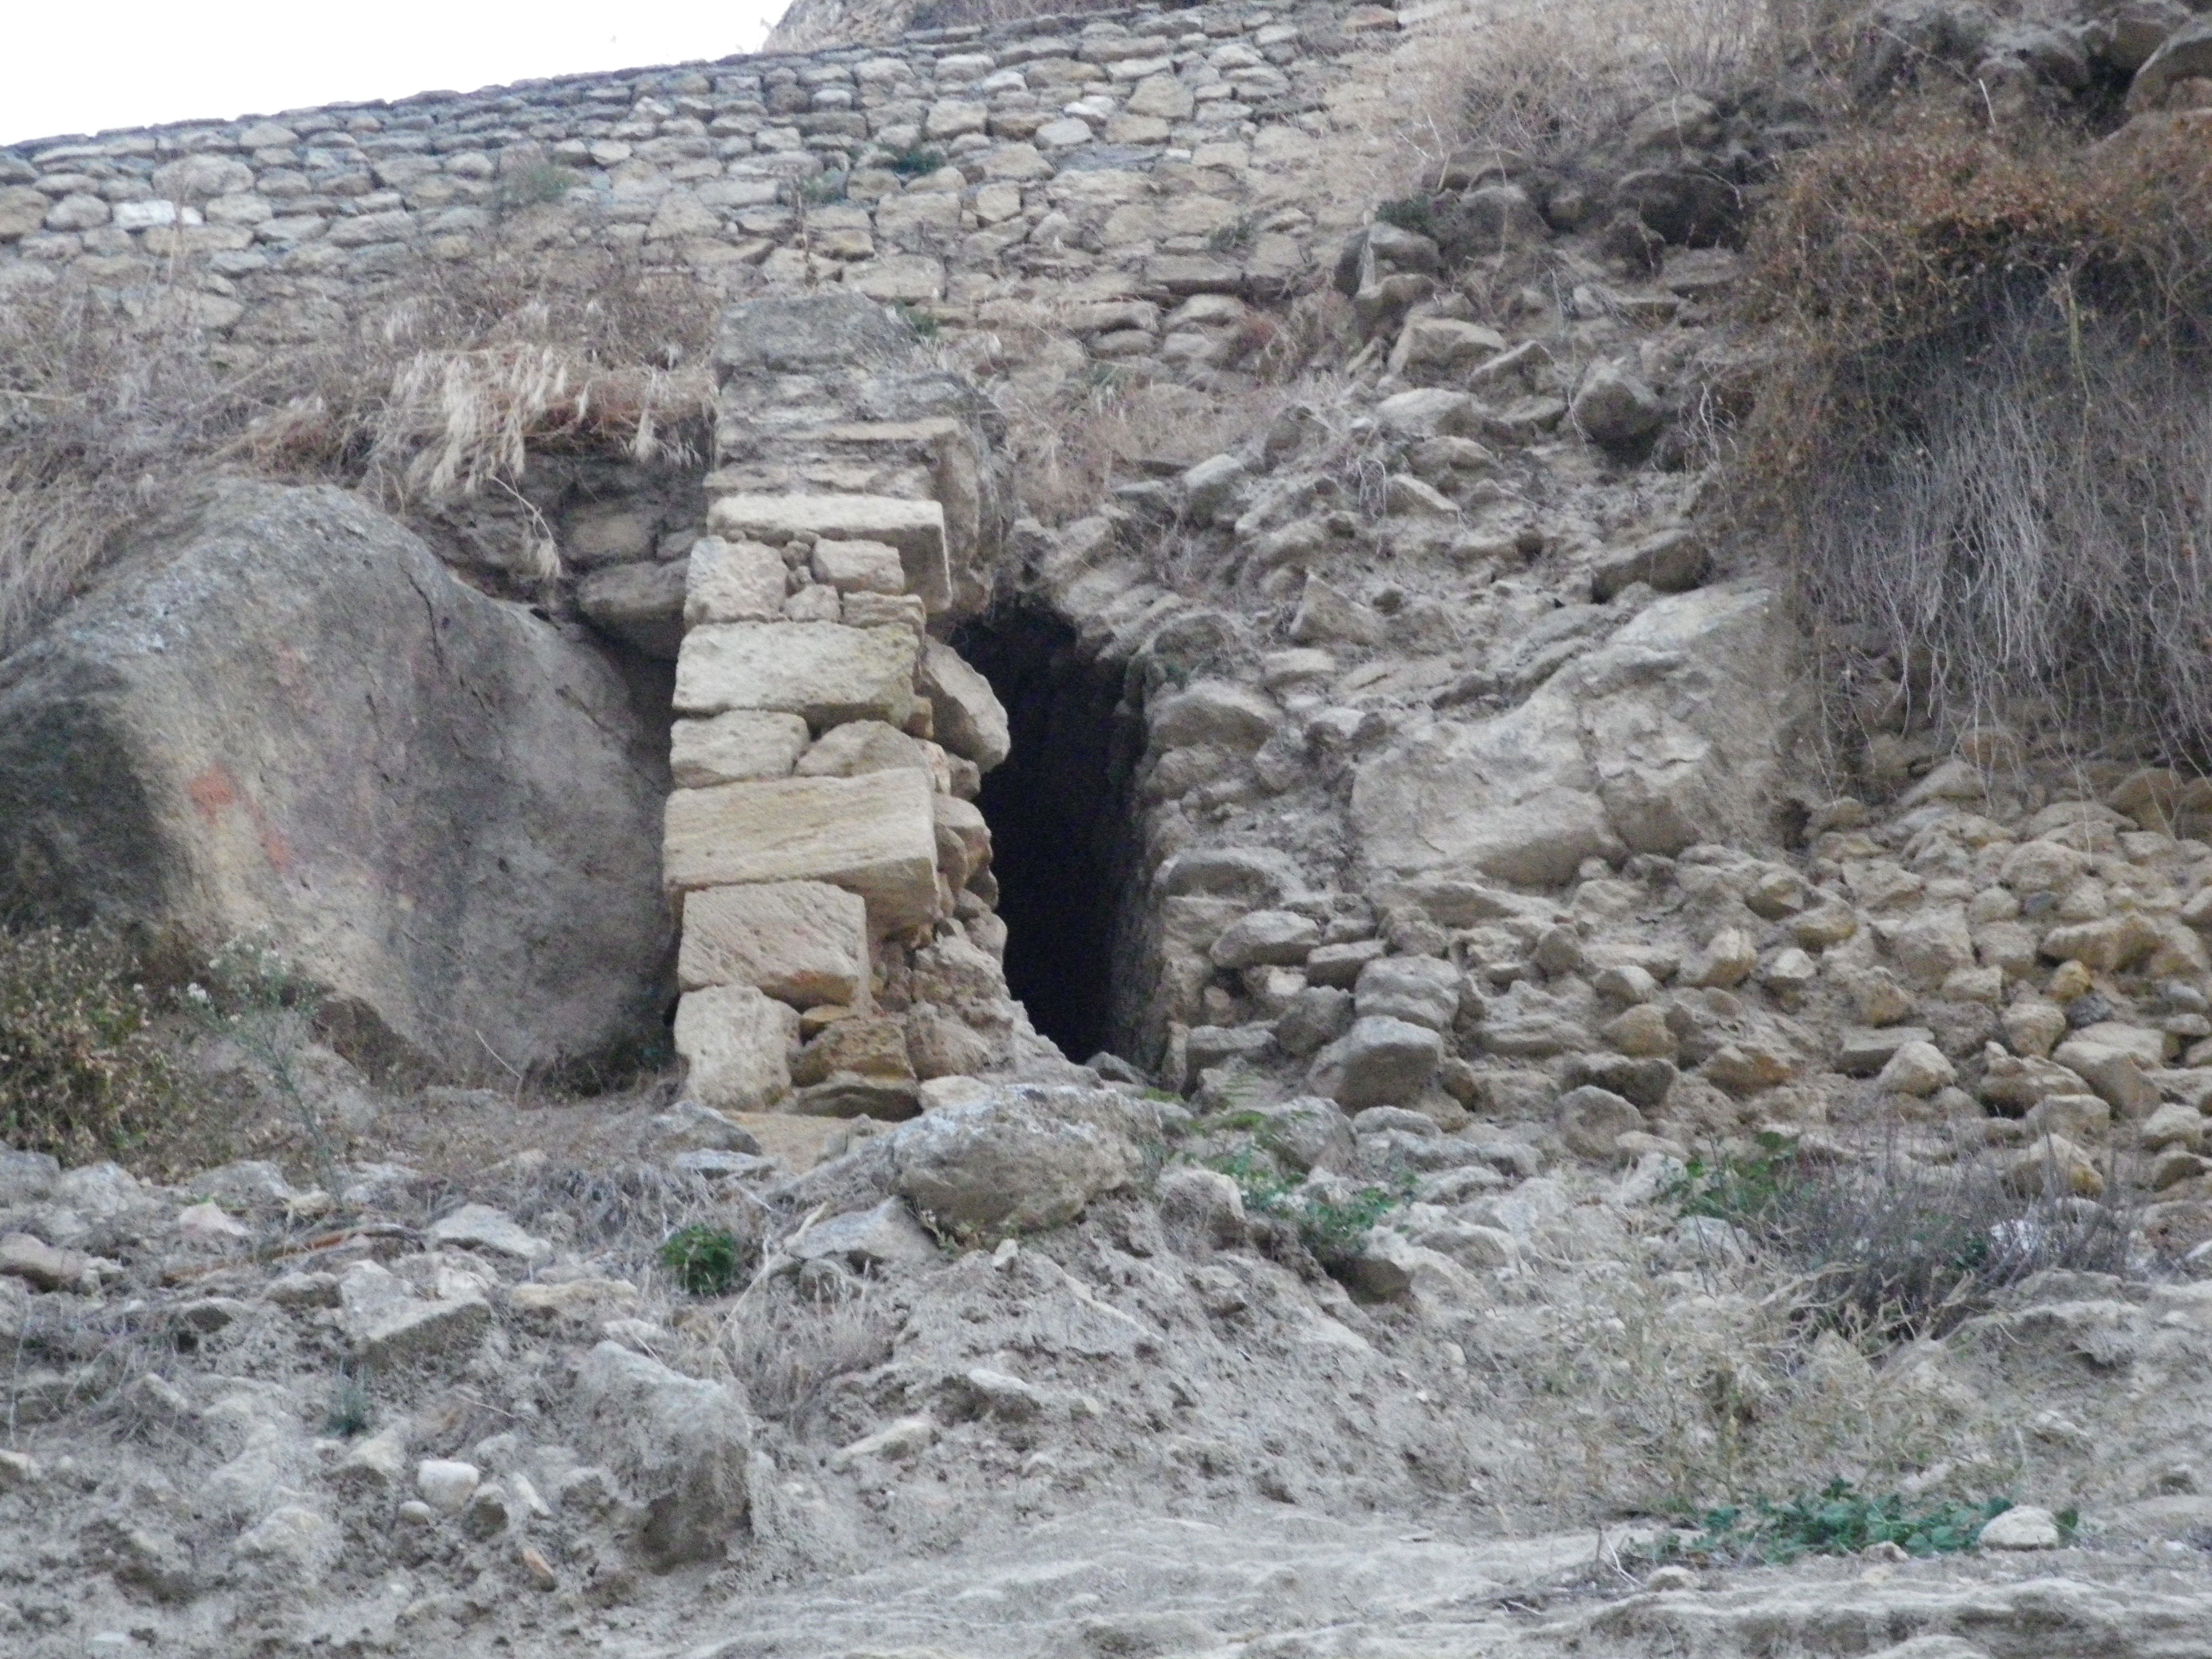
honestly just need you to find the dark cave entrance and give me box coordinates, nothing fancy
[952,602,1141,1067]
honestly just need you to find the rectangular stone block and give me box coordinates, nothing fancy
[810,539,905,594]
[674,620,918,729]
[709,493,951,612]
[679,880,870,1009]
[670,710,811,788]
[674,983,800,1112]
[685,536,788,625]
[664,769,940,933]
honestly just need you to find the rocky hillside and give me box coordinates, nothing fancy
[8,0,2212,1656]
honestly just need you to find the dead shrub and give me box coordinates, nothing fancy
[1385,0,1801,184]
[0,246,719,658]
[1734,122,2212,760]
[722,1279,899,1432]
[1674,1134,2137,1338]
[0,926,230,1176]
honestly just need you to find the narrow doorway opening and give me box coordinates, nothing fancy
[951,603,1140,1066]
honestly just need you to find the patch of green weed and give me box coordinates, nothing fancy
[883,145,947,178]
[1209,1146,1412,1263]
[1664,1479,2064,1565]
[893,301,941,340]
[1375,195,1437,238]
[1665,1131,1804,1229]
[660,1223,742,1296]
[494,163,585,211]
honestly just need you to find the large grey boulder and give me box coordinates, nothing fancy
[1351,583,1801,889]
[0,479,671,1076]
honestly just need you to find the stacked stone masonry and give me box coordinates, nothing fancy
[665,290,1023,1120]
[0,1,1407,333]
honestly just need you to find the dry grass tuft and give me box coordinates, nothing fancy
[1734,120,2212,762]
[1375,0,1803,190]
[0,248,719,657]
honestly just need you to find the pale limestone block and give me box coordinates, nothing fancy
[674,983,800,1112]
[685,536,786,625]
[664,770,940,933]
[670,711,812,788]
[708,494,950,611]
[794,720,927,778]
[917,639,1010,771]
[810,539,906,595]
[677,881,870,1008]
[674,621,919,729]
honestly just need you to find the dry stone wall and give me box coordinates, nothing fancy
[0,0,1406,341]
[665,291,1035,1119]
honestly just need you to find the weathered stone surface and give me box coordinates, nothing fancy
[1351,585,1799,887]
[578,561,687,658]
[679,880,870,1007]
[663,770,940,932]
[890,1085,1149,1232]
[1353,955,1460,1032]
[425,1203,552,1264]
[789,1197,937,1266]
[810,538,906,594]
[337,1261,491,1368]
[1572,362,1665,449]
[1211,909,1321,968]
[573,1340,753,1571]
[795,719,926,779]
[2129,16,2212,109]
[685,537,788,625]
[709,494,951,612]
[670,710,812,788]
[917,639,1010,771]
[674,621,919,729]
[0,481,670,1076]
[1557,1084,1645,1160]
[1307,1016,1443,1110]
[674,983,801,1112]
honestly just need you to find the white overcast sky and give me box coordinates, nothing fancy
[4,1,789,146]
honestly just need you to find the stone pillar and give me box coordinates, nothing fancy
[666,294,1018,1120]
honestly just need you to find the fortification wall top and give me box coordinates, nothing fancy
[0,0,1410,342]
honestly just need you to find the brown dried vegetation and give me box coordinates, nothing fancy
[0,248,720,658]
[1733,118,2212,762]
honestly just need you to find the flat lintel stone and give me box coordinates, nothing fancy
[664,769,940,933]
[678,879,871,1009]
[674,621,919,729]
[708,493,951,613]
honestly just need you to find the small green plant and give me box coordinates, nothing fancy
[893,301,941,340]
[795,171,848,206]
[1209,1146,1412,1264]
[1375,195,1437,238]
[660,1224,742,1296]
[883,144,947,179]
[493,162,585,211]
[1665,1131,1804,1228]
[1205,212,1259,253]
[1298,1183,1414,1259]
[324,1369,374,1438]
[1662,1479,2063,1566]
[184,938,338,1199]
